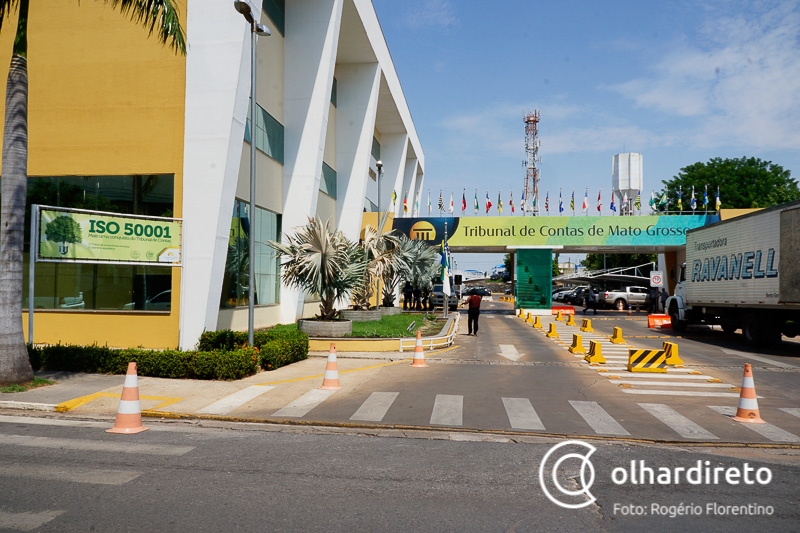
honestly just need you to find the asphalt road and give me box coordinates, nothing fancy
[0,415,798,532]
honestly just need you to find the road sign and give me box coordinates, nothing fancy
[650,271,663,287]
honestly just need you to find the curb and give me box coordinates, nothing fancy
[0,401,57,412]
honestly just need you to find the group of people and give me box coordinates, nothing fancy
[649,286,669,314]
[402,282,434,311]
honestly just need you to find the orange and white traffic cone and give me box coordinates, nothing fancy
[411,330,428,368]
[320,343,342,390]
[732,363,765,424]
[106,362,148,434]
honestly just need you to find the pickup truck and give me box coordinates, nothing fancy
[599,286,649,310]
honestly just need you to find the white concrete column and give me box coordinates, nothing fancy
[399,158,418,217]
[379,133,408,219]
[178,2,254,350]
[280,0,343,323]
[334,62,381,240]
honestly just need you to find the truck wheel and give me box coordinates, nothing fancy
[721,322,738,335]
[615,299,626,311]
[669,302,686,333]
[742,314,761,344]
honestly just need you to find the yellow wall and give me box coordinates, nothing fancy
[0,3,187,348]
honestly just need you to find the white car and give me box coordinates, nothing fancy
[123,290,171,311]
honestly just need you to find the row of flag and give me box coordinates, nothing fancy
[391,186,722,215]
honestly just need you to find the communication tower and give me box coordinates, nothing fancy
[524,111,541,216]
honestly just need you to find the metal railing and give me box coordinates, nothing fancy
[399,312,460,352]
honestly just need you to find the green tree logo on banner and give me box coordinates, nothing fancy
[44,216,82,255]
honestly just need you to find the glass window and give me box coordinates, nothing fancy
[371,136,381,161]
[220,199,281,308]
[245,100,285,164]
[20,175,174,311]
[262,0,285,36]
[320,162,337,199]
[331,77,337,107]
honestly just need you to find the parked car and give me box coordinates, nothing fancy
[463,287,491,297]
[598,286,649,310]
[552,288,571,301]
[123,290,172,311]
[565,287,594,306]
[430,284,458,311]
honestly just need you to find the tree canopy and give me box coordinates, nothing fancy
[657,157,799,211]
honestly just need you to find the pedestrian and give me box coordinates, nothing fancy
[583,289,598,315]
[465,290,482,336]
[413,286,421,310]
[649,286,659,314]
[403,282,413,310]
[660,288,669,313]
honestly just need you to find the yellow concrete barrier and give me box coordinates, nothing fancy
[565,313,577,327]
[610,326,626,344]
[584,340,606,364]
[555,310,564,322]
[525,312,534,324]
[546,323,559,339]
[532,315,542,329]
[662,341,684,367]
[627,348,667,373]
[568,333,586,354]
[580,319,594,333]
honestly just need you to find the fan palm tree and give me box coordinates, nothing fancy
[0,0,186,384]
[268,217,366,320]
[379,233,425,307]
[352,225,403,310]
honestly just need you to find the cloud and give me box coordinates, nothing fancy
[608,3,800,149]
[401,0,457,29]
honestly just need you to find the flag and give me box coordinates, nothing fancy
[716,186,721,210]
[658,191,668,209]
[622,192,629,211]
[677,187,683,211]
[544,190,549,213]
[449,192,454,213]
[649,190,656,210]
[520,188,526,212]
[485,191,492,213]
[497,191,503,214]
[570,190,575,211]
[440,238,451,297]
[559,190,564,213]
[509,191,515,213]
[403,192,408,213]
[391,189,397,208]
[597,190,602,212]
[703,185,708,209]
[414,196,419,216]
[610,192,617,213]
[582,189,588,211]
[461,190,467,213]
[690,186,696,211]
[437,190,444,212]
[473,190,479,214]
[634,191,641,211]
[427,189,432,215]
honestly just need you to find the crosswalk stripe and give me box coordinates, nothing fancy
[779,408,800,420]
[0,435,194,456]
[720,349,798,368]
[569,400,630,435]
[0,509,64,531]
[350,392,399,422]
[485,315,495,318]
[599,366,697,373]
[197,385,275,415]
[709,406,800,442]
[622,390,742,397]
[0,463,141,485]
[272,389,337,418]
[502,397,545,430]
[603,373,716,380]
[609,380,733,388]
[430,394,463,426]
[638,403,718,439]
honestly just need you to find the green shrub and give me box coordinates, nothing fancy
[198,328,308,371]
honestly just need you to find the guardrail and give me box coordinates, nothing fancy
[399,312,460,352]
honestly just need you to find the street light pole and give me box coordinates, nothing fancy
[375,160,382,310]
[234,1,270,346]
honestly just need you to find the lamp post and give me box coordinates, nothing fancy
[375,160,383,310]
[234,1,270,346]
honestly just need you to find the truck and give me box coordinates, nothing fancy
[666,200,800,344]
[599,286,649,310]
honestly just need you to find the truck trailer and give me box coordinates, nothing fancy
[666,200,800,344]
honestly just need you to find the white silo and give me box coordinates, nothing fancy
[612,153,643,215]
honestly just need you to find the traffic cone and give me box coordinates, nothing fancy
[411,330,428,367]
[106,362,148,434]
[732,363,765,424]
[321,343,342,390]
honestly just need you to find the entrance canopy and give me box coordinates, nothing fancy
[389,215,719,253]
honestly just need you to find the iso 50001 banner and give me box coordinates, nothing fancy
[37,206,182,265]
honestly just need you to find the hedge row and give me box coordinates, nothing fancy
[27,329,309,380]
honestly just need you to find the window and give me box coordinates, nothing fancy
[331,77,337,107]
[245,100,285,164]
[220,200,281,308]
[320,162,337,199]
[21,175,175,311]
[371,136,381,161]
[262,0,285,36]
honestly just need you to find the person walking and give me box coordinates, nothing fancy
[583,289,598,315]
[660,288,669,313]
[649,286,659,314]
[403,282,413,310]
[466,291,482,336]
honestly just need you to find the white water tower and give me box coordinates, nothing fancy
[612,153,643,215]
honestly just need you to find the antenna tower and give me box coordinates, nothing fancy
[524,110,541,216]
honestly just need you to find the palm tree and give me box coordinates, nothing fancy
[268,217,366,320]
[0,0,185,384]
[352,225,403,310]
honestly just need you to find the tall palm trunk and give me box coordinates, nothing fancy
[0,53,33,384]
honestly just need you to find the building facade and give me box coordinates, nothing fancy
[5,0,424,350]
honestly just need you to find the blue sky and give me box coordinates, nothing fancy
[372,0,800,271]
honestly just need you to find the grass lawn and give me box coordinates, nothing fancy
[0,377,55,393]
[270,312,447,338]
